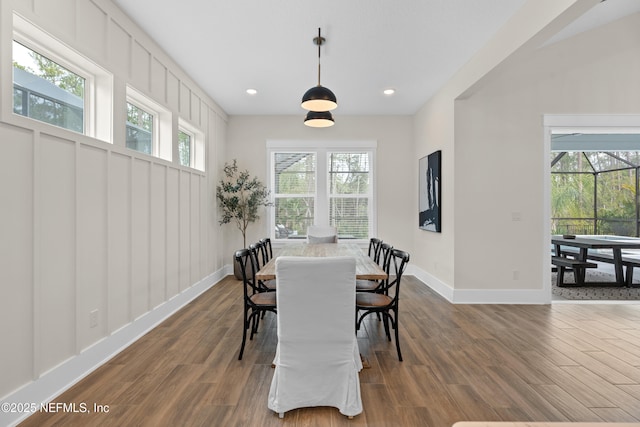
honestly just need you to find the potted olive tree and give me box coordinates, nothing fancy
[216,160,272,279]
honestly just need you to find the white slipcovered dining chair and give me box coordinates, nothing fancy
[306,225,338,243]
[268,256,363,418]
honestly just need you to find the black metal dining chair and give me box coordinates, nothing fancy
[356,248,410,361]
[260,237,273,262]
[235,248,277,360]
[368,237,383,262]
[356,241,391,293]
[250,242,276,292]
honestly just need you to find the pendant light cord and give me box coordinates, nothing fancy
[317,28,322,86]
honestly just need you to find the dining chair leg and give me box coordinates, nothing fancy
[250,311,260,339]
[239,308,250,360]
[382,312,392,341]
[393,309,402,361]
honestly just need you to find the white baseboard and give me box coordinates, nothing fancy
[408,265,551,304]
[223,262,234,277]
[407,264,454,302]
[0,268,227,427]
[452,288,550,304]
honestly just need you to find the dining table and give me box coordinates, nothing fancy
[255,242,387,281]
[552,234,640,286]
[256,242,386,369]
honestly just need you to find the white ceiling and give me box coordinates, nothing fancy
[112,0,639,117]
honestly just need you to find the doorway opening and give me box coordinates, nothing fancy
[543,115,640,303]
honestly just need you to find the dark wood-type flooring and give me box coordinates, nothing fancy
[20,276,640,426]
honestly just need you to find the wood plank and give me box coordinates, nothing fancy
[454,423,640,427]
[18,276,640,426]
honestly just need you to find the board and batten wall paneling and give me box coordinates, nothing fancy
[33,0,75,39]
[131,158,151,319]
[150,163,168,309]
[39,133,76,372]
[0,123,35,395]
[132,41,151,92]
[76,0,107,61]
[108,18,132,77]
[151,58,167,105]
[167,71,181,113]
[108,152,132,332]
[190,174,202,283]
[191,94,201,127]
[76,144,109,351]
[166,167,181,299]
[0,0,227,408]
[200,174,210,284]
[179,171,191,291]
[180,82,191,120]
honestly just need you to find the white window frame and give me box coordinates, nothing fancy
[126,86,171,161]
[8,13,113,142]
[267,140,377,245]
[178,118,205,171]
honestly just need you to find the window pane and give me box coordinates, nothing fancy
[596,168,636,235]
[13,41,84,133]
[274,153,315,194]
[329,153,369,195]
[13,87,24,115]
[178,130,191,167]
[330,197,368,239]
[273,152,316,238]
[329,153,370,238]
[126,102,153,154]
[275,197,314,238]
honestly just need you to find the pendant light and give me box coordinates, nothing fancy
[304,110,334,128]
[302,28,337,118]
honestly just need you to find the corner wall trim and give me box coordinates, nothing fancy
[0,268,227,427]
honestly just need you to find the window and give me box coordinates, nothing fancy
[13,41,85,133]
[11,14,112,141]
[126,102,153,155]
[178,119,205,171]
[268,141,376,242]
[329,153,371,239]
[178,130,191,167]
[126,86,171,160]
[273,153,316,238]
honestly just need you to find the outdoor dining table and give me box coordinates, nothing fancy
[552,234,640,285]
[255,242,387,281]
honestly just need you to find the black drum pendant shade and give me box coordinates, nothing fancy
[302,28,338,117]
[302,85,337,112]
[304,110,335,128]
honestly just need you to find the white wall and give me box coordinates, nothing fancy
[413,2,640,302]
[454,13,640,293]
[225,115,414,261]
[0,0,226,405]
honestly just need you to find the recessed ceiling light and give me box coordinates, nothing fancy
[383,88,395,96]
[246,89,257,95]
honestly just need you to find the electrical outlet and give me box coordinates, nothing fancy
[512,270,519,280]
[90,309,98,328]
